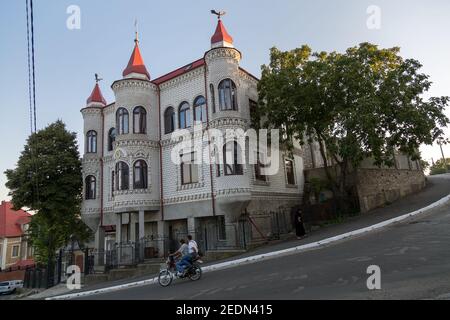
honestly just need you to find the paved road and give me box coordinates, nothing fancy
[79,176,450,300]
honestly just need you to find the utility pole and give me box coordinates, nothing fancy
[437,138,448,173]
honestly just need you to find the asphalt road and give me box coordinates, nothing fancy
[80,185,450,300]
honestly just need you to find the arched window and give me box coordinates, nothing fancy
[179,102,191,129]
[223,141,243,176]
[133,160,148,189]
[85,175,96,200]
[194,96,207,123]
[115,162,129,191]
[86,130,97,153]
[218,79,238,111]
[108,128,116,151]
[164,107,176,134]
[116,108,129,135]
[133,106,147,134]
[210,84,216,113]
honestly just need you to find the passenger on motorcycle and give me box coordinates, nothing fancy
[177,234,198,276]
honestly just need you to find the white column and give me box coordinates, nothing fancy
[116,214,122,244]
[157,220,169,257]
[139,210,145,240]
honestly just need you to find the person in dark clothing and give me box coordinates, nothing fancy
[295,208,306,239]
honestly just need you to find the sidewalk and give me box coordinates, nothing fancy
[26,175,450,300]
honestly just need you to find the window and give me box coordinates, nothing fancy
[164,107,176,134]
[181,152,198,185]
[133,106,147,134]
[254,153,267,182]
[285,159,296,185]
[223,141,243,176]
[115,162,130,190]
[133,160,148,189]
[108,128,116,151]
[249,100,259,126]
[86,130,97,153]
[179,102,191,129]
[193,96,207,123]
[210,84,216,113]
[12,245,19,258]
[111,171,115,194]
[116,108,129,135]
[218,79,238,111]
[85,175,96,199]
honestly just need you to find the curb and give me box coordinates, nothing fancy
[47,192,450,300]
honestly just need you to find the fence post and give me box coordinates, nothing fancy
[57,249,62,284]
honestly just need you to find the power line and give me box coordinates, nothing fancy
[30,0,37,133]
[25,0,33,134]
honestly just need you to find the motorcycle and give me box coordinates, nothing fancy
[158,255,202,287]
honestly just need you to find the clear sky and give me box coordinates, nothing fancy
[1,0,450,201]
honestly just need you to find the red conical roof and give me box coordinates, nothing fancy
[86,83,107,105]
[211,19,233,45]
[122,41,150,79]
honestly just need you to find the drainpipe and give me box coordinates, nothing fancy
[100,109,105,227]
[203,59,216,216]
[157,85,165,221]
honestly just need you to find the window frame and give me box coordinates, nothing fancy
[218,79,238,111]
[285,158,296,185]
[223,141,244,176]
[108,128,116,152]
[11,245,20,258]
[133,106,147,134]
[178,102,191,129]
[193,96,207,123]
[86,130,97,154]
[116,108,129,135]
[133,160,148,189]
[85,175,96,200]
[164,106,176,134]
[115,161,130,191]
[180,152,199,185]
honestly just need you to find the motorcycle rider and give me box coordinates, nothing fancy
[170,239,189,263]
[177,234,198,276]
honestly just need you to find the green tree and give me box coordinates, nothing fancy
[257,43,449,211]
[429,157,450,175]
[5,120,91,264]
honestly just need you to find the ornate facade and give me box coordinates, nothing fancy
[81,18,304,256]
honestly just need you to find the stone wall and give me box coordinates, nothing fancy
[356,168,426,213]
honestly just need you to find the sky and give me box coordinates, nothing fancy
[1,0,450,201]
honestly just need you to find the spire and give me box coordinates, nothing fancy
[210,13,234,48]
[86,75,107,106]
[122,31,150,80]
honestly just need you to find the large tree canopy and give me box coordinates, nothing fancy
[5,120,91,264]
[257,43,449,207]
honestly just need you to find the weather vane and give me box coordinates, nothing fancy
[95,73,103,84]
[134,18,139,43]
[211,9,226,20]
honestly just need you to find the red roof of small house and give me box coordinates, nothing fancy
[122,41,150,79]
[152,58,205,85]
[12,259,35,268]
[86,83,107,105]
[211,19,233,45]
[0,201,31,238]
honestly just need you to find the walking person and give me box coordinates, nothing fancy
[295,208,307,239]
